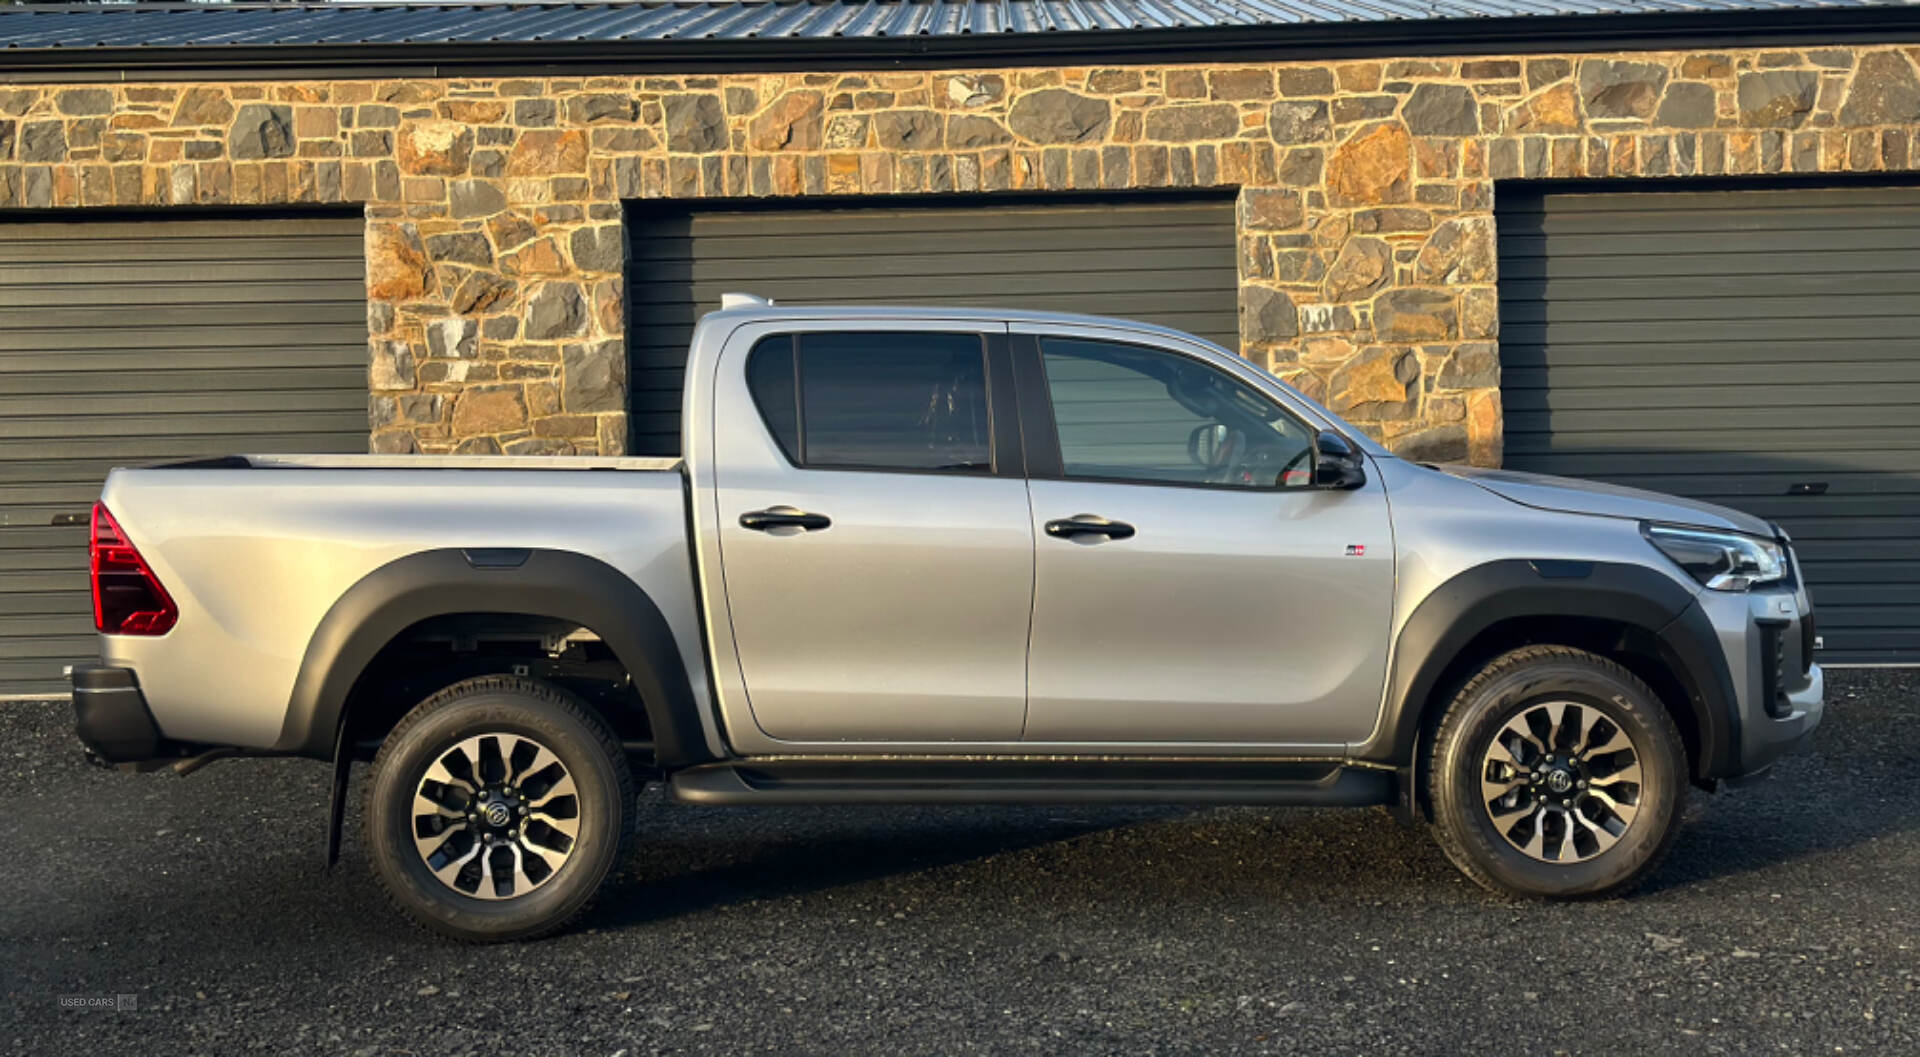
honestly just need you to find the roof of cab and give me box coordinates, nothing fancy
[699,299,1225,348]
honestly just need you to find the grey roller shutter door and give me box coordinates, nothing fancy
[0,213,368,696]
[1498,184,1920,664]
[626,196,1239,458]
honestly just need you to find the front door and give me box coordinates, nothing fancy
[710,324,1033,743]
[1017,328,1395,747]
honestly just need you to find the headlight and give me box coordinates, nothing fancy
[1643,523,1786,591]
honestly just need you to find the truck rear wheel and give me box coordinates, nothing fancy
[1426,646,1687,899]
[364,675,633,941]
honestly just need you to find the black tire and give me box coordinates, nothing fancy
[364,675,633,942]
[1426,645,1687,899]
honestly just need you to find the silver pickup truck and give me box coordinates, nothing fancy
[72,296,1822,941]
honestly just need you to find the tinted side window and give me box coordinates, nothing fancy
[745,335,800,460]
[1040,337,1313,489]
[744,331,993,473]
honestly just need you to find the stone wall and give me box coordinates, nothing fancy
[1,43,1916,459]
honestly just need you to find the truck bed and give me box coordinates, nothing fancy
[96,457,706,751]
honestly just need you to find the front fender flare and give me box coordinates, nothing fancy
[1356,559,1738,777]
[275,548,715,768]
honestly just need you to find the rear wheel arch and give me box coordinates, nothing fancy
[278,548,716,769]
[336,611,652,761]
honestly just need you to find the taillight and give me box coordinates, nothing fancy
[90,502,177,635]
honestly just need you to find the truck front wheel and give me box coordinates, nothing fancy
[364,676,633,941]
[1426,646,1687,899]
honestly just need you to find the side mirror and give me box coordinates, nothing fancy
[1313,430,1367,490]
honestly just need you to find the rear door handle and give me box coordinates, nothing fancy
[1044,514,1135,541]
[740,506,832,532]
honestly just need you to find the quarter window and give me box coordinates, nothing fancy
[745,332,993,473]
[1039,337,1314,489]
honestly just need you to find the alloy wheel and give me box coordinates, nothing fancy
[410,732,581,900]
[1479,701,1644,863]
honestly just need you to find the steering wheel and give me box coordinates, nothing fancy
[1275,446,1312,486]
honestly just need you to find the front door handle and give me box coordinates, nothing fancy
[1044,514,1135,541]
[740,505,832,532]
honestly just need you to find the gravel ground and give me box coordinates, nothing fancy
[3,669,1916,1056]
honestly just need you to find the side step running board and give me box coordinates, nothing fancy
[668,758,1393,807]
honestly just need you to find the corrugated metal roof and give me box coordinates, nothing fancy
[0,0,1912,52]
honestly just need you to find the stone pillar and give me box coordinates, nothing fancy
[359,86,632,456]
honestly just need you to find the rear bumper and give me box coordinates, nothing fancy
[71,665,163,763]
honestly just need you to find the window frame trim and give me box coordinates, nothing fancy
[740,326,1023,479]
[1012,329,1320,493]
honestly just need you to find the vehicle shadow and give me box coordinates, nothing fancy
[586,800,1195,929]
[584,674,1918,922]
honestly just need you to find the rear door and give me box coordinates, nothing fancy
[707,321,1034,743]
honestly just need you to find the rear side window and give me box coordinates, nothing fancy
[745,332,993,473]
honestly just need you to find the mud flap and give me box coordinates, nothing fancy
[325,722,352,868]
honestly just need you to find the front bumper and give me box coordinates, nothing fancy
[1747,661,1824,768]
[71,665,163,763]
[1693,579,1824,778]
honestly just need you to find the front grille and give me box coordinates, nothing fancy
[1757,619,1791,718]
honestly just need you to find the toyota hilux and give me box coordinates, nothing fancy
[71,295,1822,940]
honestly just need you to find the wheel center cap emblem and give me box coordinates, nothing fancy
[1545,769,1574,794]
[483,801,514,827]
